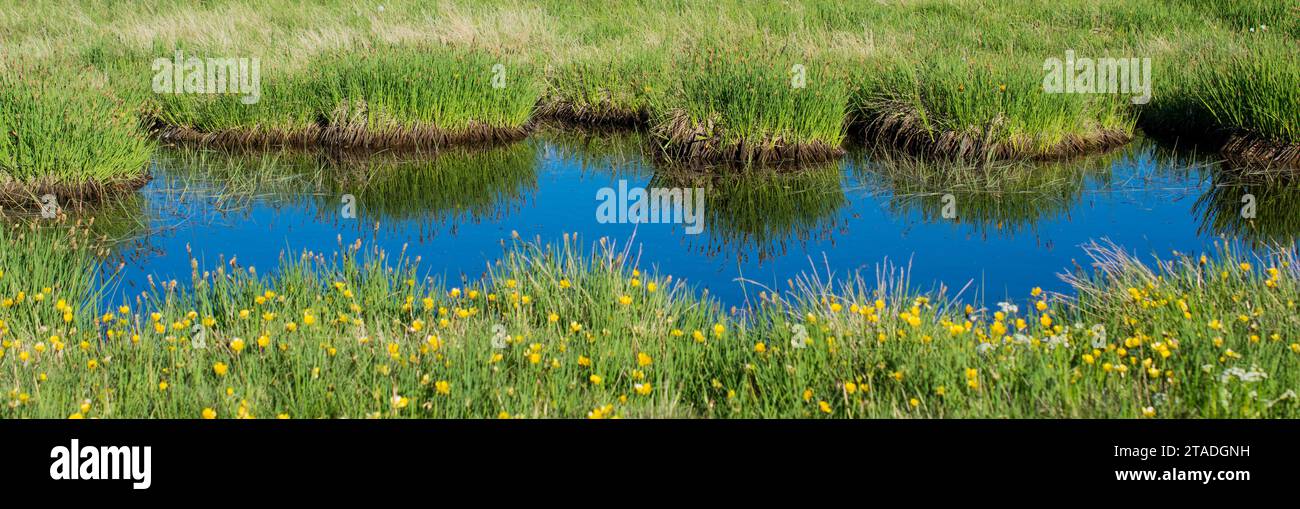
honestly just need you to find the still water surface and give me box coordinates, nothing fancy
[102,130,1296,305]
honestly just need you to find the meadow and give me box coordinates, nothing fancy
[0,0,1297,204]
[1,219,1298,419]
[0,0,1297,420]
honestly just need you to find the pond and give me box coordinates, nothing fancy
[95,129,1298,306]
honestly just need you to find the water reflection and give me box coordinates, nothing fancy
[1196,172,1300,244]
[655,165,847,262]
[37,131,1297,303]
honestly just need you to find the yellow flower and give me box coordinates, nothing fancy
[803,388,813,401]
[589,374,603,385]
[754,342,766,354]
[548,313,559,323]
[1142,406,1156,418]
[646,282,658,293]
[909,398,920,408]
[618,295,632,306]
[213,362,229,376]
[844,382,857,394]
[158,381,169,391]
[229,338,245,354]
[637,352,653,366]
[202,408,217,419]
[577,355,591,367]
[712,323,726,337]
[634,382,653,396]
[86,359,98,370]
[435,380,450,395]
[818,400,832,414]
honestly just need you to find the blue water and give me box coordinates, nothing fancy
[106,134,1275,305]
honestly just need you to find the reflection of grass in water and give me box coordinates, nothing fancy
[152,144,539,229]
[536,126,652,179]
[854,149,1112,237]
[1196,173,1300,245]
[653,164,846,260]
[317,143,538,227]
[151,147,329,213]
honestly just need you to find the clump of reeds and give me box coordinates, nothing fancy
[148,65,323,148]
[1141,34,1299,168]
[314,45,541,149]
[151,46,542,150]
[851,55,1135,163]
[538,50,668,126]
[651,42,849,166]
[0,66,154,207]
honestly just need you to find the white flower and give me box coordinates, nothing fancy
[997,302,1019,315]
[490,324,508,349]
[789,324,809,349]
[1089,324,1107,348]
[1219,366,1268,383]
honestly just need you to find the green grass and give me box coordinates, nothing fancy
[1188,38,1299,144]
[654,41,850,164]
[315,45,541,146]
[150,67,322,146]
[1,0,1297,183]
[0,65,153,203]
[540,49,669,125]
[2,228,1299,418]
[854,53,1136,161]
[151,45,542,147]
